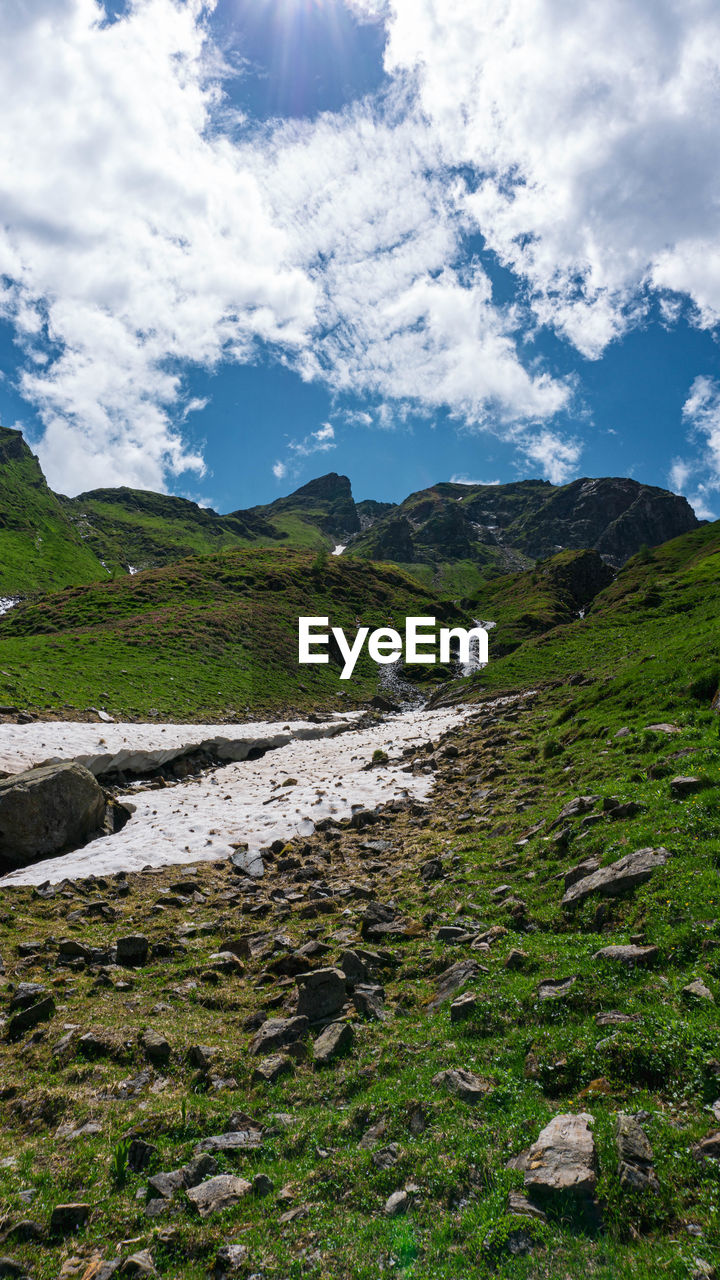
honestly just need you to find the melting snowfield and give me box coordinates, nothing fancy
[0,703,483,886]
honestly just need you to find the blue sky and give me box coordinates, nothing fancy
[1,0,720,515]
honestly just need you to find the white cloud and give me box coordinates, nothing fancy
[4,0,720,494]
[664,376,720,517]
[517,431,582,485]
[272,460,287,480]
[377,0,720,354]
[0,0,314,493]
[449,474,500,486]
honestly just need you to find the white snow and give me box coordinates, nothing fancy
[332,544,346,556]
[0,703,481,886]
[0,714,361,778]
[0,598,19,616]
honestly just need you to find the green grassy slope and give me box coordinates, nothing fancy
[464,519,720,728]
[0,547,457,719]
[0,427,107,595]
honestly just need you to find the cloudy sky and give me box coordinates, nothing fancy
[1,0,720,514]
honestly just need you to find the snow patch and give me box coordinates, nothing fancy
[332,544,346,556]
[0,704,477,886]
[0,598,19,616]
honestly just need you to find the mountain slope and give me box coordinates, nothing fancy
[0,427,107,595]
[348,476,700,591]
[0,547,458,719]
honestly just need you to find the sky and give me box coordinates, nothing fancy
[1,1,720,517]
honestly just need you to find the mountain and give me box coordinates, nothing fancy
[346,475,700,591]
[0,424,700,599]
[0,427,108,596]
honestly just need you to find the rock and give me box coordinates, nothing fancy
[115,936,149,968]
[181,1154,219,1189]
[504,948,529,971]
[352,984,386,1020]
[508,1191,547,1222]
[419,857,444,883]
[0,1261,29,1279]
[194,1129,263,1156]
[120,1251,156,1277]
[0,762,105,870]
[384,1190,409,1217]
[670,776,708,797]
[147,1171,184,1201]
[7,996,55,1041]
[554,795,600,825]
[295,967,346,1021]
[373,1144,400,1171]
[127,1139,157,1173]
[139,1029,171,1065]
[186,1174,251,1218]
[252,1054,291,1084]
[593,944,659,966]
[614,1113,659,1191]
[251,1173,274,1197]
[608,801,645,820]
[562,847,668,909]
[523,1113,598,1214]
[683,978,714,1003]
[693,1131,720,1161]
[214,1244,248,1279]
[426,959,479,1012]
[50,1203,91,1234]
[563,858,600,891]
[8,983,47,1011]
[449,992,476,1022]
[436,925,474,943]
[432,1068,493,1103]
[537,977,576,1001]
[249,1016,309,1056]
[313,1020,354,1065]
[187,1044,219,1070]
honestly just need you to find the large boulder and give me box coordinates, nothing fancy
[0,762,105,871]
[523,1113,599,1217]
[562,847,668,910]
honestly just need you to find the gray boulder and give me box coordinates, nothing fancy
[313,1021,354,1065]
[524,1113,598,1213]
[562,847,668,909]
[295,968,346,1021]
[0,762,105,870]
[186,1174,251,1218]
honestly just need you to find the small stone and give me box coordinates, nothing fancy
[194,1129,263,1156]
[8,996,55,1041]
[313,1020,354,1065]
[120,1251,156,1277]
[253,1054,291,1084]
[214,1244,248,1279]
[115,936,149,967]
[537,977,576,1001]
[683,978,714,1003]
[504,949,529,971]
[670,776,708,797]
[614,1113,659,1192]
[352,984,386,1020]
[251,1173,274,1197]
[593,944,659,966]
[431,1068,493,1103]
[249,1016,309,1057]
[127,1139,157,1173]
[186,1175,251,1217]
[373,1144,400,1171]
[139,1029,171,1065]
[449,992,476,1022]
[426,959,479,1011]
[384,1190,408,1217]
[295,967,346,1021]
[50,1203,91,1234]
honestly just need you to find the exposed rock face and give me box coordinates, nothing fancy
[295,968,347,1022]
[0,762,105,871]
[562,847,668,909]
[186,1175,251,1217]
[523,1113,598,1210]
